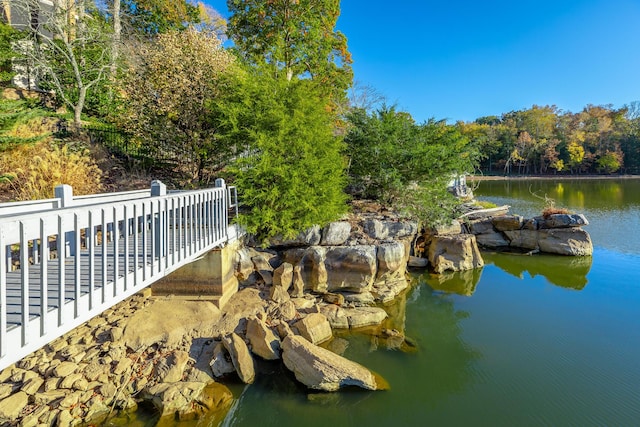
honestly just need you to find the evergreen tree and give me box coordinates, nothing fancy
[230,74,349,244]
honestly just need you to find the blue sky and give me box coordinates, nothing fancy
[205,0,640,123]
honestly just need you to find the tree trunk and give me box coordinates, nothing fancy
[73,86,86,132]
[111,0,121,79]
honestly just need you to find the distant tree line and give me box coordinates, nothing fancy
[458,104,640,175]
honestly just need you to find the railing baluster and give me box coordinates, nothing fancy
[74,214,81,318]
[39,219,48,336]
[141,202,148,281]
[19,223,29,345]
[88,211,95,310]
[57,216,65,327]
[0,232,6,357]
[112,207,119,296]
[101,209,107,305]
[123,205,129,292]
[132,203,139,286]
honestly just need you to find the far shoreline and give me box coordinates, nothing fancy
[468,174,640,181]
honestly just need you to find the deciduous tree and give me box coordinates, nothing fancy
[117,28,239,186]
[226,0,353,106]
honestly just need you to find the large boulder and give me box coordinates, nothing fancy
[538,228,593,256]
[154,350,190,383]
[492,215,524,231]
[537,213,589,229]
[376,242,407,277]
[272,262,294,290]
[319,305,387,329]
[294,313,332,344]
[363,219,418,240]
[122,299,221,350]
[429,220,462,236]
[221,333,255,384]
[209,343,235,378]
[270,226,322,247]
[503,229,540,250]
[475,231,510,248]
[251,255,274,286]
[142,382,233,422]
[468,218,495,235]
[321,222,352,246]
[283,247,328,293]
[246,317,281,360]
[324,246,377,292]
[281,335,381,391]
[428,234,484,273]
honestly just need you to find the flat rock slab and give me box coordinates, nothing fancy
[122,299,221,350]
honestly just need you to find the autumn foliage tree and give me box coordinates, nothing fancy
[117,28,240,186]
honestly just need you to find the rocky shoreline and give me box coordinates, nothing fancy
[0,204,592,426]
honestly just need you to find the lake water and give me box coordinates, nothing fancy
[218,178,640,427]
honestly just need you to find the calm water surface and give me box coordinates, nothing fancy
[136,178,640,426]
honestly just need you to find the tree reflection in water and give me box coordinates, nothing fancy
[482,251,592,290]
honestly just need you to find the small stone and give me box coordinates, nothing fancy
[16,356,37,370]
[269,284,290,304]
[273,262,294,290]
[210,343,235,378]
[100,383,117,399]
[322,293,344,306]
[10,368,27,382]
[44,377,61,391]
[32,389,67,405]
[154,350,190,383]
[110,326,124,341]
[112,357,132,375]
[59,390,83,408]
[0,383,15,399]
[73,377,89,391]
[0,390,28,420]
[47,339,68,353]
[60,373,84,389]
[57,409,74,426]
[39,407,59,425]
[53,361,78,377]
[21,376,44,395]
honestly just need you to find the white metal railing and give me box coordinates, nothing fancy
[0,179,238,371]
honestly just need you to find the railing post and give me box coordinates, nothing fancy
[54,184,73,207]
[215,179,228,241]
[54,184,76,256]
[151,181,166,258]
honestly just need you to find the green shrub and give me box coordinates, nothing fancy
[230,76,348,244]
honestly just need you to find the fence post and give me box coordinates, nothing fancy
[54,184,75,256]
[151,181,166,258]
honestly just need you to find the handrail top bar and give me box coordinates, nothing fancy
[73,189,150,201]
[0,198,60,217]
[0,186,227,226]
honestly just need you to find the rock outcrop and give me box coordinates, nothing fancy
[281,335,381,392]
[468,213,593,256]
[428,234,485,273]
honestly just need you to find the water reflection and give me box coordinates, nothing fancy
[475,178,640,214]
[404,280,481,403]
[421,268,483,296]
[482,251,593,290]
